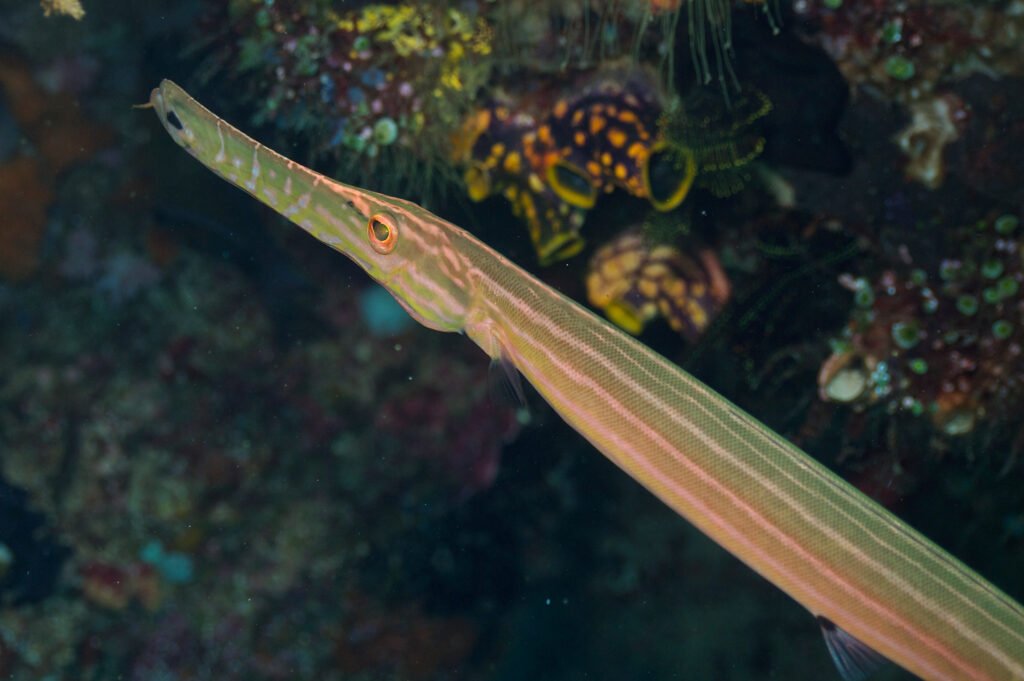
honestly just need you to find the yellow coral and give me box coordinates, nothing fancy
[40,0,84,19]
[393,33,427,57]
[346,4,491,64]
[441,68,463,92]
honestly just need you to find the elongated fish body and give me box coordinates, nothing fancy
[150,81,1024,681]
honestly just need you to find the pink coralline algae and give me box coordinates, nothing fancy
[375,353,521,499]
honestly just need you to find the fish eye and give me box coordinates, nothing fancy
[166,110,184,131]
[367,213,398,254]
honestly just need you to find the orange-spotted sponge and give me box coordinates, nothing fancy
[544,67,696,213]
[453,65,702,265]
[454,98,589,265]
[547,71,654,207]
[586,228,730,341]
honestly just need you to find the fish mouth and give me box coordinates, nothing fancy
[149,86,176,137]
[150,87,166,118]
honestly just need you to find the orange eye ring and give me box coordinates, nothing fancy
[368,213,398,254]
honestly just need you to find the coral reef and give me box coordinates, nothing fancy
[0,245,523,678]
[201,1,493,200]
[795,1,1024,101]
[455,91,590,263]
[794,1,1024,189]
[455,63,771,265]
[820,212,1024,439]
[487,0,779,93]
[0,53,111,280]
[0,157,52,281]
[455,62,743,265]
[482,0,681,77]
[958,75,1024,206]
[374,351,522,499]
[455,65,680,263]
[655,82,771,198]
[894,92,967,189]
[333,591,478,681]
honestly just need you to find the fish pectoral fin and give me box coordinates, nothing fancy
[466,316,530,412]
[817,616,890,681]
[489,354,528,411]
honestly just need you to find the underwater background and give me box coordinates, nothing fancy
[1,0,1023,679]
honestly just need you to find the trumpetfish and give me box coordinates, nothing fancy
[149,80,1024,681]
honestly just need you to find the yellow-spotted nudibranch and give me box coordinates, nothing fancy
[586,229,731,341]
[453,101,588,265]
